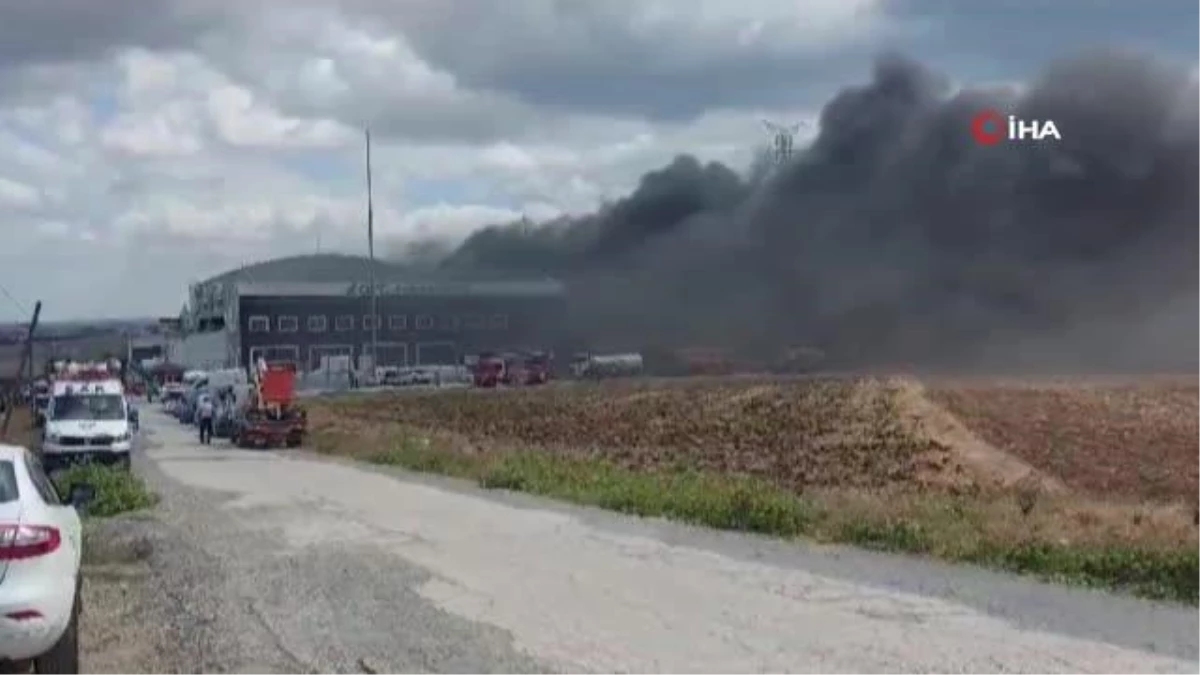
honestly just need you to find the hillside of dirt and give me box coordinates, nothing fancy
[313,378,954,493]
[309,375,1198,505]
[926,377,1198,502]
[312,379,1041,494]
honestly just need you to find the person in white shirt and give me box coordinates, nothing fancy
[196,394,216,445]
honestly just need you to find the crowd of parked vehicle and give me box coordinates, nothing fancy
[158,361,307,449]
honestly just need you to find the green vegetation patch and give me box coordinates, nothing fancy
[53,464,158,518]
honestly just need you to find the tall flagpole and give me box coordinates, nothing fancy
[365,129,378,373]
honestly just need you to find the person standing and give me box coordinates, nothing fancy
[197,394,215,445]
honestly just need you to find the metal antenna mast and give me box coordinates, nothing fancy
[365,129,378,374]
[761,119,808,165]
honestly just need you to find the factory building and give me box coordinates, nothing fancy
[171,255,569,371]
[236,280,567,369]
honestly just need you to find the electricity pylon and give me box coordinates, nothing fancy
[761,119,809,165]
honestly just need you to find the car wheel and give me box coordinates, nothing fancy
[33,589,79,674]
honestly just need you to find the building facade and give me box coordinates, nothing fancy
[167,282,241,370]
[234,280,569,370]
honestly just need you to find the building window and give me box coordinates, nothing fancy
[415,314,434,330]
[363,314,380,331]
[250,345,301,368]
[388,314,407,331]
[335,315,355,331]
[490,313,509,329]
[278,315,299,333]
[248,315,270,333]
[307,315,327,332]
[464,314,485,330]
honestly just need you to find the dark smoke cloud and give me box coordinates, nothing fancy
[418,49,1200,371]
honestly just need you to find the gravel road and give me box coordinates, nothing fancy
[120,407,1198,673]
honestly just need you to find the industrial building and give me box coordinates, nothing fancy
[169,255,569,371]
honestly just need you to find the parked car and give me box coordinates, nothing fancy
[383,367,438,387]
[0,444,95,673]
[177,384,210,425]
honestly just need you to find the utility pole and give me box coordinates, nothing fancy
[364,129,378,376]
[1,300,41,439]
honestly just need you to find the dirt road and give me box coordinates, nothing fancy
[127,407,1198,673]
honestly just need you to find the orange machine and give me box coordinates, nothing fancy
[231,361,306,448]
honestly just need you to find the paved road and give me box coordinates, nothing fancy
[135,407,1198,673]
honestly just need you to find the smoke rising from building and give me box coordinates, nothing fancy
[408,50,1199,371]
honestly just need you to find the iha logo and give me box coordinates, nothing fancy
[970,109,1062,146]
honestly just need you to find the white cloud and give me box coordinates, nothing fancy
[0,176,41,209]
[205,83,355,148]
[102,101,205,157]
[0,1,886,319]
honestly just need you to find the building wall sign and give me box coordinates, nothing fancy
[345,282,469,297]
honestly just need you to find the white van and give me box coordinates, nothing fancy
[41,379,134,472]
[205,368,248,392]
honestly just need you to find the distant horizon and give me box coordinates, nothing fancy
[0,316,162,329]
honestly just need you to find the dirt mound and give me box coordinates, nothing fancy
[927,377,1198,502]
[887,378,1067,495]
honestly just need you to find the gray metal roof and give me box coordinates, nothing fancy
[235,280,566,298]
[204,254,407,285]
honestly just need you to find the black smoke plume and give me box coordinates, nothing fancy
[416,50,1200,371]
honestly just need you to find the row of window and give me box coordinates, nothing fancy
[247,343,459,369]
[247,313,509,334]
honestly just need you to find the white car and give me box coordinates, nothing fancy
[0,444,95,673]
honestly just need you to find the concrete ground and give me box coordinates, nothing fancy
[121,406,1198,673]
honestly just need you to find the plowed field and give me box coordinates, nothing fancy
[310,375,1198,503]
[926,376,1198,502]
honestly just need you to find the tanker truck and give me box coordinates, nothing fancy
[569,352,644,379]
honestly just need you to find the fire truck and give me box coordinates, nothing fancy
[471,351,552,388]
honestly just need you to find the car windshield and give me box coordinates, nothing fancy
[51,393,125,421]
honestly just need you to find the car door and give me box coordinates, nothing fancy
[24,454,82,565]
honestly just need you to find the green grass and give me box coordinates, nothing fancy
[315,430,1199,605]
[52,464,158,518]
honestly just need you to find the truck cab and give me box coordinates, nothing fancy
[41,377,134,472]
[472,353,506,388]
[512,351,551,385]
